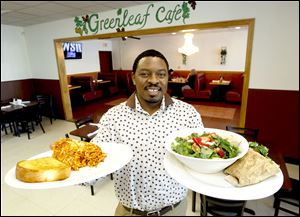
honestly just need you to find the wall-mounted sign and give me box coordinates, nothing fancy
[63,42,82,60]
[74,1,195,36]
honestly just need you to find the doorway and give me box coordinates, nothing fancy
[54,18,255,127]
[99,51,113,74]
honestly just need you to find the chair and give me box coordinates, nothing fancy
[192,126,259,215]
[273,178,299,216]
[73,116,114,185]
[65,133,95,196]
[74,115,94,141]
[15,104,45,139]
[1,99,15,135]
[200,194,247,216]
[226,126,259,141]
[1,111,15,135]
[36,94,56,124]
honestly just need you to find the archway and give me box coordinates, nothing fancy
[54,18,255,127]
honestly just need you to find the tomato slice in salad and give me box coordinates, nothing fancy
[217,148,225,158]
[192,137,210,147]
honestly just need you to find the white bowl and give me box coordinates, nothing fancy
[165,128,249,174]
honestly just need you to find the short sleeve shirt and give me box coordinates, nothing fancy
[91,94,204,211]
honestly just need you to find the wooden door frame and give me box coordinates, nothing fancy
[54,18,255,126]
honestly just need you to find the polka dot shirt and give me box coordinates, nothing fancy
[91,94,204,211]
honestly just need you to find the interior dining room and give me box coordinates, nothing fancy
[1,1,299,216]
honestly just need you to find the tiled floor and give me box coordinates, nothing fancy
[1,118,298,216]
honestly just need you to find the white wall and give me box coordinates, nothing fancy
[65,39,112,74]
[1,1,299,91]
[1,25,31,81]
[111,28,247,71]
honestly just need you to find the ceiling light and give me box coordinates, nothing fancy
[178,33,199,56]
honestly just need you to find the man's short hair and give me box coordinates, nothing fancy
[132,49,169,74]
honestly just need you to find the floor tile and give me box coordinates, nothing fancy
[1,114,298,216]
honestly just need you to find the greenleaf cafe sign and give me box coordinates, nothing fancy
[74,1,195,36]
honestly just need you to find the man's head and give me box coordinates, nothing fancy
[132,49,169,74]
[190,69,196,75]
[132,49,169,107]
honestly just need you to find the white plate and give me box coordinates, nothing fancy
[164,152,283,200]
[5,142,133,189]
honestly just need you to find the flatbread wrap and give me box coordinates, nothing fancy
[224,148,280,187]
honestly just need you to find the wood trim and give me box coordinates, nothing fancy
[54,40,73,120]
[54,18,255,122]
[239,19,255,127]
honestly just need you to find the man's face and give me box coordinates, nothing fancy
[132,56,168,104]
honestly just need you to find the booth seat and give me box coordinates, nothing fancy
[125,71,136,96]
[98,72,119,95]
[70,76,103,103]
[224,73,244,103]
[204,72,244,103]
[182,73,212,100]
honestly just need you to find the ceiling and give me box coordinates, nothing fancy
[1,1,156,27]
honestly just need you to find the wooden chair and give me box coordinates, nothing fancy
[71,116,113,195]
[192,126,259,215]
[74,115,93,128]
[74,115,93,141]
[65,133,95,196]
[273,178,299,216]
[225,126,259,141]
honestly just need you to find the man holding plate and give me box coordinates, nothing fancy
[92,49,204,216]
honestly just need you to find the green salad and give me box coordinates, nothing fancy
[171,132,240,159]
[249,141,269,157]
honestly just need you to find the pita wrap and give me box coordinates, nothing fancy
[224,148,280,187]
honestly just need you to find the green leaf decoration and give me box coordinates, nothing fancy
[75,27,83,36]
[117,8,122,15]
[182,2,190,14]
[82,25,88,35]
[181,2,190,24]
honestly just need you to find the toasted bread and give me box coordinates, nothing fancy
[16,157,71,183]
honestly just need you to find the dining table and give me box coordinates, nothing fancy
[1,100,38,113]
[168,80,187,98]
[209,79,231,101]
[1,100,39,136]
